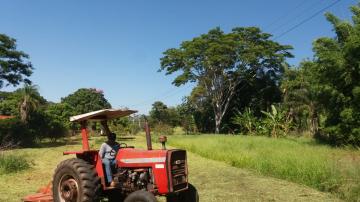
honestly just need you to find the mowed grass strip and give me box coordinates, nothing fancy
[167,135,360,201]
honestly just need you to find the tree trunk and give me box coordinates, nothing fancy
[310,113,318,136]
[214,110,222,134]
[100,120,111,136]
[309,103,319,136]
[20,99,28,123]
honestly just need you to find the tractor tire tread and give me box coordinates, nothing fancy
[52,158,101,202]
[124,190,157,202]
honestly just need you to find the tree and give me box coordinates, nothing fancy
[176,99,197,134]
[18,85,44,123]
[160,27,292,133]
[45,103,75,129]
[149,101,168,122]
[149,101,170,125]
[309,4,360,146]
[282,62,320,135]
[0,34,33,88]
[61,88,111,115]
[221,67,284,133]
[0,87,66,146]
[0,91,21,116]
[185,86,215,133]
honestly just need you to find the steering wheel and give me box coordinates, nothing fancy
[119,142,128,148]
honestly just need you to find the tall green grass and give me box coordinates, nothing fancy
[168,135,360,201]
[0,152,31,174]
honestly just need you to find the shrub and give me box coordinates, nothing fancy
[232,106,293,137]
[28,110,67,141]
[232,108,257,135]
[0,111,68,147]
[151,123,174,136]
[0,153,31,174]
[0,118,33,146]
[261,105,293,138]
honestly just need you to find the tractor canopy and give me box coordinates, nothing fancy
[70,108,137,122]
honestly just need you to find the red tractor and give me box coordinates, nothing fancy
[23,109,198,202]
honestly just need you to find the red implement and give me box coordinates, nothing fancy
[22,183,53,202]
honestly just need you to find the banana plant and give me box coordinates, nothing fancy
[261,105,292,138]
[232,108,257,135]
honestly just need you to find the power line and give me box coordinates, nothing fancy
[269,0,323,34]
[264,0,309,31]
[125,1,343,110]
[273,0,342,40]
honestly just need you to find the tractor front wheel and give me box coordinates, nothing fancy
[124,190,157,202]
[166,183,199,202]
[52,158,101,202]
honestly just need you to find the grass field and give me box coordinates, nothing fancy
[0,134,342,202]
[167,135,360,201]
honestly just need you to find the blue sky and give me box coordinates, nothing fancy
[0,0,358,114]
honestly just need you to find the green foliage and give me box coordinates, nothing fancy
[149,101,171,125]
[151,123,174,136]
[0,153,31,174]
[45,103,75,130]
[232,108,257,135]
[282,62,320,135]
[181,116,197,134]
[160,27,293,133]
[0,112,67,146]
[110,117,133,135]
[148,100,198,135]
[0,118,31,146]
[185,90,215,133]
[0,91,21,116]
[19,85,44,123]
[61,88,111,115]
[28,110,67,141]
[0,34,33,88]
[232,105,292,137]
[0,86,46,118]
[0,87,67,145]
[306,4,360,146]
[0,87,114,145]
[148,101,189,130]
[261,105,292,138]
[168,135,360,201]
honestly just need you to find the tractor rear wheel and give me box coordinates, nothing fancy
[166,183,199,202]
[107,190,126,202]
[124,190,157,202]
[52,158,101,202]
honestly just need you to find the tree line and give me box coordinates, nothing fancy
[156,4,360,146]
[0,87,115,146]
[1,3,360,147]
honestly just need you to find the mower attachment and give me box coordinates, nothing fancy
[22,182,53,202]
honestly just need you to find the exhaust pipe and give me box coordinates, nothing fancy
[144,117,152,150]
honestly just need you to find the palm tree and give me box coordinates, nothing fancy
[19,85,41,123]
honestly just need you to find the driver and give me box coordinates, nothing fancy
[99,132,120,187]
